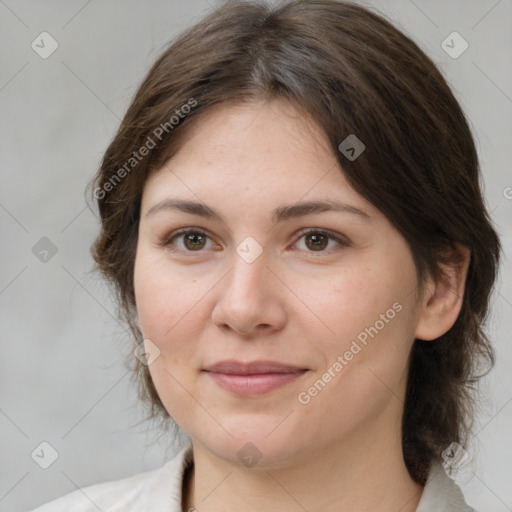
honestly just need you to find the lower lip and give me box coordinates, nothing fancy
[205,371,307,396]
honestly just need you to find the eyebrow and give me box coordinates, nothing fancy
[145,198,371,224]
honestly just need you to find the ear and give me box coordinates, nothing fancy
[414,243,471,341]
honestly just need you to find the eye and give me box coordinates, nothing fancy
[162,228,216,253]
[291,228,349,253]
[160,227,349,255]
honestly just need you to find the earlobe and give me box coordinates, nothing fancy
[414,244,471,341]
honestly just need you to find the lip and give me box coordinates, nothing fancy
[205,371,307,396]
[203,360,308,396]
[203,359,308,374]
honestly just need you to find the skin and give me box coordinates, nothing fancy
[133,99,469,512]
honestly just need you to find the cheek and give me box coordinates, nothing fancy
[133,252,207,410]
[134,259,172,339]
[294,269,416,429]
[293,261,405,345]
[293,251,419,379]
[134,250,204,342]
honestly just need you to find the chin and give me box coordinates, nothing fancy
[193,426,307,470]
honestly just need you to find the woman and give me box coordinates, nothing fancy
[31,0,501,510]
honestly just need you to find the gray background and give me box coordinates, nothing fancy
[0,0,511,511]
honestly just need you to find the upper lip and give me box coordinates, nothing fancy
[204,360,307,375]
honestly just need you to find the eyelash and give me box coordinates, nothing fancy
[160,227,349,255]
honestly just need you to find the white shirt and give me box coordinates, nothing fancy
[29,443,477,511]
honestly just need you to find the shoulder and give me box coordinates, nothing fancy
[28,444,193,512]
[29,468,158,512]
[416,460,479,512]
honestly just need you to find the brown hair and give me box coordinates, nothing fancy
[89,0,501,484]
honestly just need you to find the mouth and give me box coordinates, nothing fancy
[202,360,309,396]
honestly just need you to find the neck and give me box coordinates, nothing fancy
[182,416,424,512]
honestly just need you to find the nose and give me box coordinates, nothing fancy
[211,248,288,337]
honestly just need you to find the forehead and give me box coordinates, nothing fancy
[171,99,329,169]
[141,99,376,219]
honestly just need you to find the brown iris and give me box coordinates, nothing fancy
[184,232,207,250]
[305,232,328,251]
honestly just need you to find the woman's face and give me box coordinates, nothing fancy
[134,99,426,467]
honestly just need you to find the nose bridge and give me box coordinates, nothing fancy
[224,243,270,301]
[212,242,286,335]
